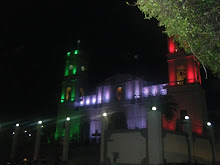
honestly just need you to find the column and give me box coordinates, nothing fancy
[148,107,163,164]
[10,123,20,161]
[33,120,43,161]
[100,112,108,164]
[62,117,71,162]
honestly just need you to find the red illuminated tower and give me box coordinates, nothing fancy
[164,37,207,135]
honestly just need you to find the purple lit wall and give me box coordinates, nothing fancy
[97,87,102,104]
[126,81,133,100]
[135,80,140,98]
[103,85,111,103]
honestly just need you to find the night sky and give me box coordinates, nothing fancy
[1,1,219,127]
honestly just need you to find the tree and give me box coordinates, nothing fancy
[134,0,220,76]
[143,94,178,122]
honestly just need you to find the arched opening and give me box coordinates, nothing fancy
[109,111,127,130]
[66,87,71,101]
[80,121,90,145]
[176,66,186,85]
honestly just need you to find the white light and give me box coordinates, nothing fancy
[152,106,157,111]
[16,123,19,127]
[66,117,70,121]
[38,120,42,125]
[86,99,90,105]
[24,130,27,133]
[103,113,107,117]
[41,125,44,128]
[185,116,189,120]
[12,132,15,135]
[207,122,212,126]
[92,98,96,104]
[80,101,84,105]
[29,134,31,137]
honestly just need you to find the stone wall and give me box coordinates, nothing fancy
[106,129,147,165]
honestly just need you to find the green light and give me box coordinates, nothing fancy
[65,61,69,76]
[67,52,70,56]
[74,50,78,55]
[73,67,77,74]
[61,88,65,103]
[71,98,74,101]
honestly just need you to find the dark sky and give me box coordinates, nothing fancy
[1,1,219,124]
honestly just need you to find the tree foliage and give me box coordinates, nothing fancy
[143,94,178,122]
[136,0,220,76]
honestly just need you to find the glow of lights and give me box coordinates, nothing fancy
[24,130,27,133]
[29,134,31,137]
[12,132,15,135]
[24,158,28,162]
[80,101,84,105]
[81,66,85,71]
[38,120,42,125]
[86,99,90,105]
[16,123,19,127]
[168,37,175,53]
[185,116,189,120]
[41,125,44,128]
[92,98,96,104]
[74,50,78,55]
[67,52,70,56]
[207,122,212,126]
[103,113,107,117]
[60,99,64,103]
[152,106,157,111]
[66,117,70,121]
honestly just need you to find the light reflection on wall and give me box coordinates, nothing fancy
[103,85,111,103]
[126,81,133,100]
[135,80,140,97]
[75,83,167,107]
[97,87,102,104]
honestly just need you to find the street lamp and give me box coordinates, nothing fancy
[207,121,212,126]
[103,112,107,117]
[66,117,70,121]
[16,123,19,127]
[38,120,42,125]
[152,106,157,111]
[184,115,189,120]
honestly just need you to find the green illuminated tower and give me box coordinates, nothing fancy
[55,42,88,140]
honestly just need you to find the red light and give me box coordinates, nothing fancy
[168,60,176,86]
[168,37,175,53]
[186,56,195,83]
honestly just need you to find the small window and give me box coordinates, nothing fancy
[66,87,71,101]
[176,66,186,85]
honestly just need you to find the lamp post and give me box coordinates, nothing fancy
[183,116,194,164]
[100,112,108,165]
[148,106,163,164]
[10,123,20,161]
[206,122,215,165]
[62,117,71,163]
[33,120,43,161]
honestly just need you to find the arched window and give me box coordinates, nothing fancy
[176,66,186,85]
[116,87,123,101]
[66,87,71,101]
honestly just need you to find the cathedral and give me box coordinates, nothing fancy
[55,37,208,144]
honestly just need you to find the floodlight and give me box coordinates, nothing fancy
[152,106,157,111]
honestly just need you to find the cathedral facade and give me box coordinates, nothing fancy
[55,38,208,145]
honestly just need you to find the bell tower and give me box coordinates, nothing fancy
[55,42,88,140]
[165,37,207,135]
[60,42,88,103]
[167,36,201,86]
